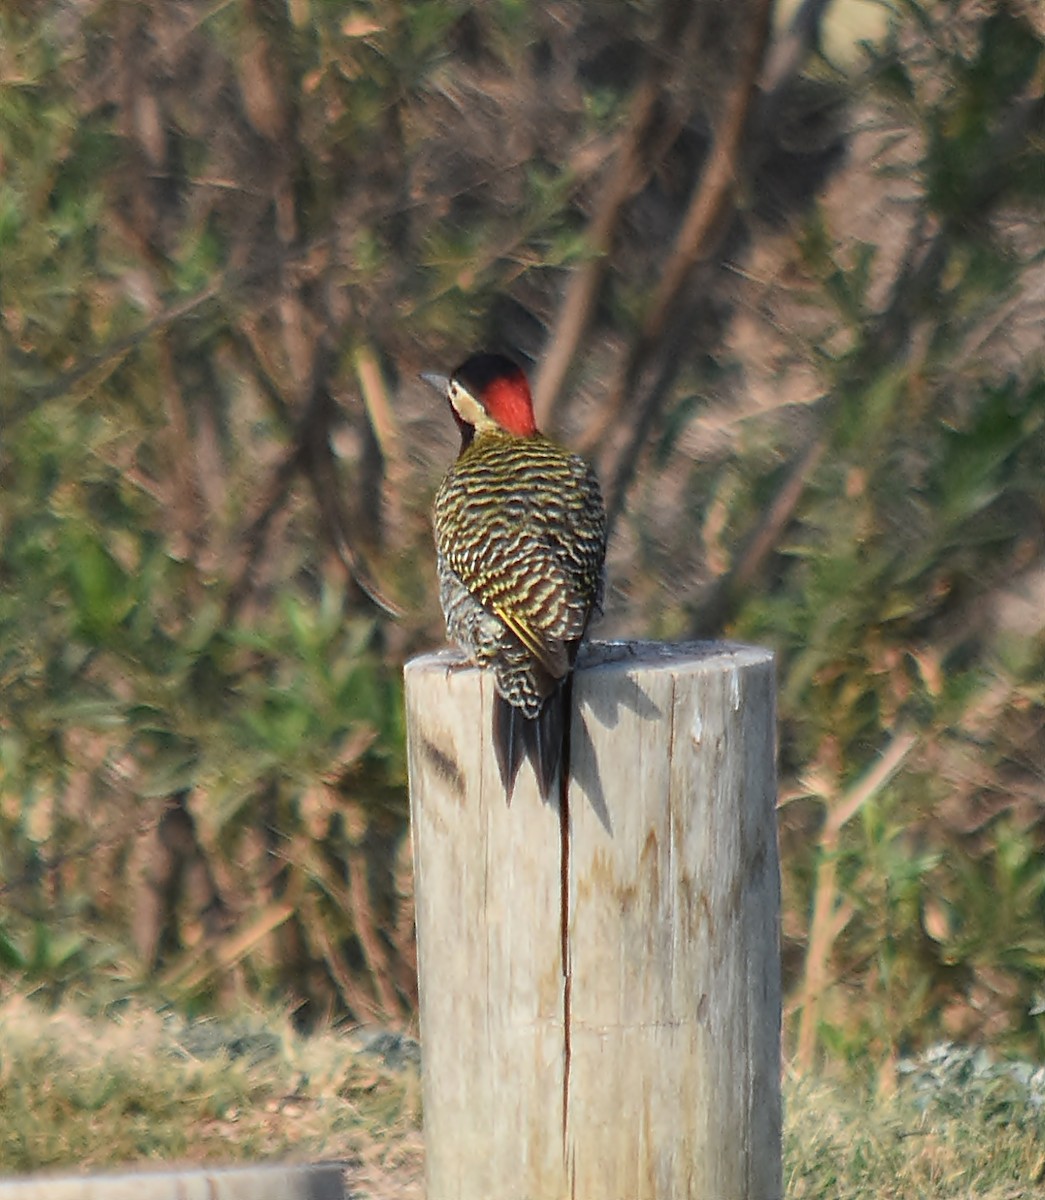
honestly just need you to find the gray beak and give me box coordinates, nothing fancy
[419,371,450,395]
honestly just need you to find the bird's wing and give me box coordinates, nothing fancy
[491,601,571,682]
[435,443,598,686]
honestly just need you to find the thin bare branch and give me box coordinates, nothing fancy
[355,342,402,469]
[761,0,836,96]
[692,434,828,636]
[826,728,919,839]
[533,0,720,430]
[298,368,405,620]
[580,0,775,470]
[795,726,918,1071]
[532,78,661,429]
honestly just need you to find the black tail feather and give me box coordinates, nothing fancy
[530,688,564,802]
[493,695,525,802]
[493,690,566,803]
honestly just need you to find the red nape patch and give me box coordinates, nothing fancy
[484,370,538,436]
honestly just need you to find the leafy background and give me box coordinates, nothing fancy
[1,0,1044,1077]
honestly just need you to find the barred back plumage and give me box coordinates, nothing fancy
[428,355,607,801]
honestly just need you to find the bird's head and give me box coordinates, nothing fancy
[422,352,538,448]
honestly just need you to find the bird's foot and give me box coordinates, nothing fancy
[443,656,477,682]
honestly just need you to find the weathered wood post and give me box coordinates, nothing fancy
[405,640,780,1200]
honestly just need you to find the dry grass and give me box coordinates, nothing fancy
[785,1058,1045,1200]
[0,997,423,1198]
[1,997,1044,1198]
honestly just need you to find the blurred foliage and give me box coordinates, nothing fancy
[712,1,1045,1065]
[1,0,1044,1072]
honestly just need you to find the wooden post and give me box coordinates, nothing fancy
[405,641,780,1200]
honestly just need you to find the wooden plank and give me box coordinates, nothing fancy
[405,655,567,1198]
[405,641,780,1200]
[566,642,780,1199]
[0,1163,346,1200]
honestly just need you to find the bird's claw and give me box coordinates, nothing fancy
[443,657,476,682]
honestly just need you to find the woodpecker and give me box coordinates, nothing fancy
[424,353,607,801]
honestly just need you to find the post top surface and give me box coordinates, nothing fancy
[405,639,773,678]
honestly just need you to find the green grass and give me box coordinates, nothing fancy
[0,997,422,1191]
[1,998,1043,1198]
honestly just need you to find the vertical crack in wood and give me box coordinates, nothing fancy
[559,676,574,1164]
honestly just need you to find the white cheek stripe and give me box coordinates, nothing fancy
[451,387,496,431]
